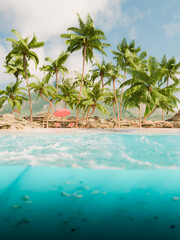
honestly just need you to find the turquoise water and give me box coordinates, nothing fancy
[0,131,180,239]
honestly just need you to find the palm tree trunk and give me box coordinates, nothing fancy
[82,109,84,118]
[65,102,67,109]
[139,104,142,128]
[41,93,54,128]
[120,68,127,120]
[86,106,96,124]
[101,74,104,88]
[88,106,96,118]
[86,107,92,124]
[162,75,169,121]
[75,44,87,128]
[23,55,32,122]
[55,69,59,93]
[143,106,157,124]
[162,110,164,121]
[45,69,59,120]
[113,101,116,120]
[113,79,120,128]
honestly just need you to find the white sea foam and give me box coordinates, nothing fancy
[139,136,150,144]
[154,164,180,169]
[88,160,122,170]
[152,142,164,148]
[121,151,152,166]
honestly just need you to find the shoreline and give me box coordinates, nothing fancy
[1,127,180,134]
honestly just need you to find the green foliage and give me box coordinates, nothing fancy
[30,76,56,99]
[0,80,27,112]
[6,30,44,69]
[122,56,179,117]
[60,13,110,63]
[78,82,109,116]
[55,78,79,109]
[40,52,69,81]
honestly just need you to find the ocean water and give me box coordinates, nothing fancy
[0,130,180,240]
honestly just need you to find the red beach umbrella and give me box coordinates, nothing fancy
[53,109,71,117]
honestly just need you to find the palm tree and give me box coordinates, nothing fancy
[112,38,141,120]
[40,52,69,93]
[91,58,111,88]
[29,77,56,128]
[60,13,110,127]
[40,52,69,118]
[122,56,179,125]
[106,64,123,128]
[55,78,79,109]
[79,82,109,123]
[104,88,121,120]
[4,56,24,82]
[160,55,180,120]
[74,71,94,88]
[0,80,27,118]
[6,30,44,122]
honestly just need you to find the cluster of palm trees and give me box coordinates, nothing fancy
[0,13,180,128]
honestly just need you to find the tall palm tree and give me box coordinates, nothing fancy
[91,58,111,88]
[60,13,110,127]
[0,80,27,118]
[160,55,180,120]
[40,52,69,118]
[6,30,44,122]
[106,64,122,128]
[30,77,56,128]
[112,38,141,120]
[40,52,69,93]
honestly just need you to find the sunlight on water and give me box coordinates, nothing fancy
[0,132,180,169]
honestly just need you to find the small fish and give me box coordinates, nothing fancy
[70,227,80,232]
[75,194,83,199]
[11,218,30,228]
[82,186,90,190]
[61,219,69,224]
[61,192,70,197]
[11,205,22,209]
[21,218,31,224]
[66,181,71,185]
[91,190,100,195]
[21,195,30,201]
[172,196,179,201]
[26,201,32,204]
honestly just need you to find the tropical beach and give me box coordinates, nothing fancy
[0,0,180,239]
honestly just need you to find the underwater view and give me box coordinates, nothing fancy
[1,131,180,240]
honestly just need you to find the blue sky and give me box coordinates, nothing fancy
[0,0,180,89]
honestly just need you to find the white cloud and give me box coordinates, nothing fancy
[128,26,138,40]
[163,22,180,38]
[97,2,145,29]
[0,0,110,87]
[0,0,110,40]
[0,0,149,88]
